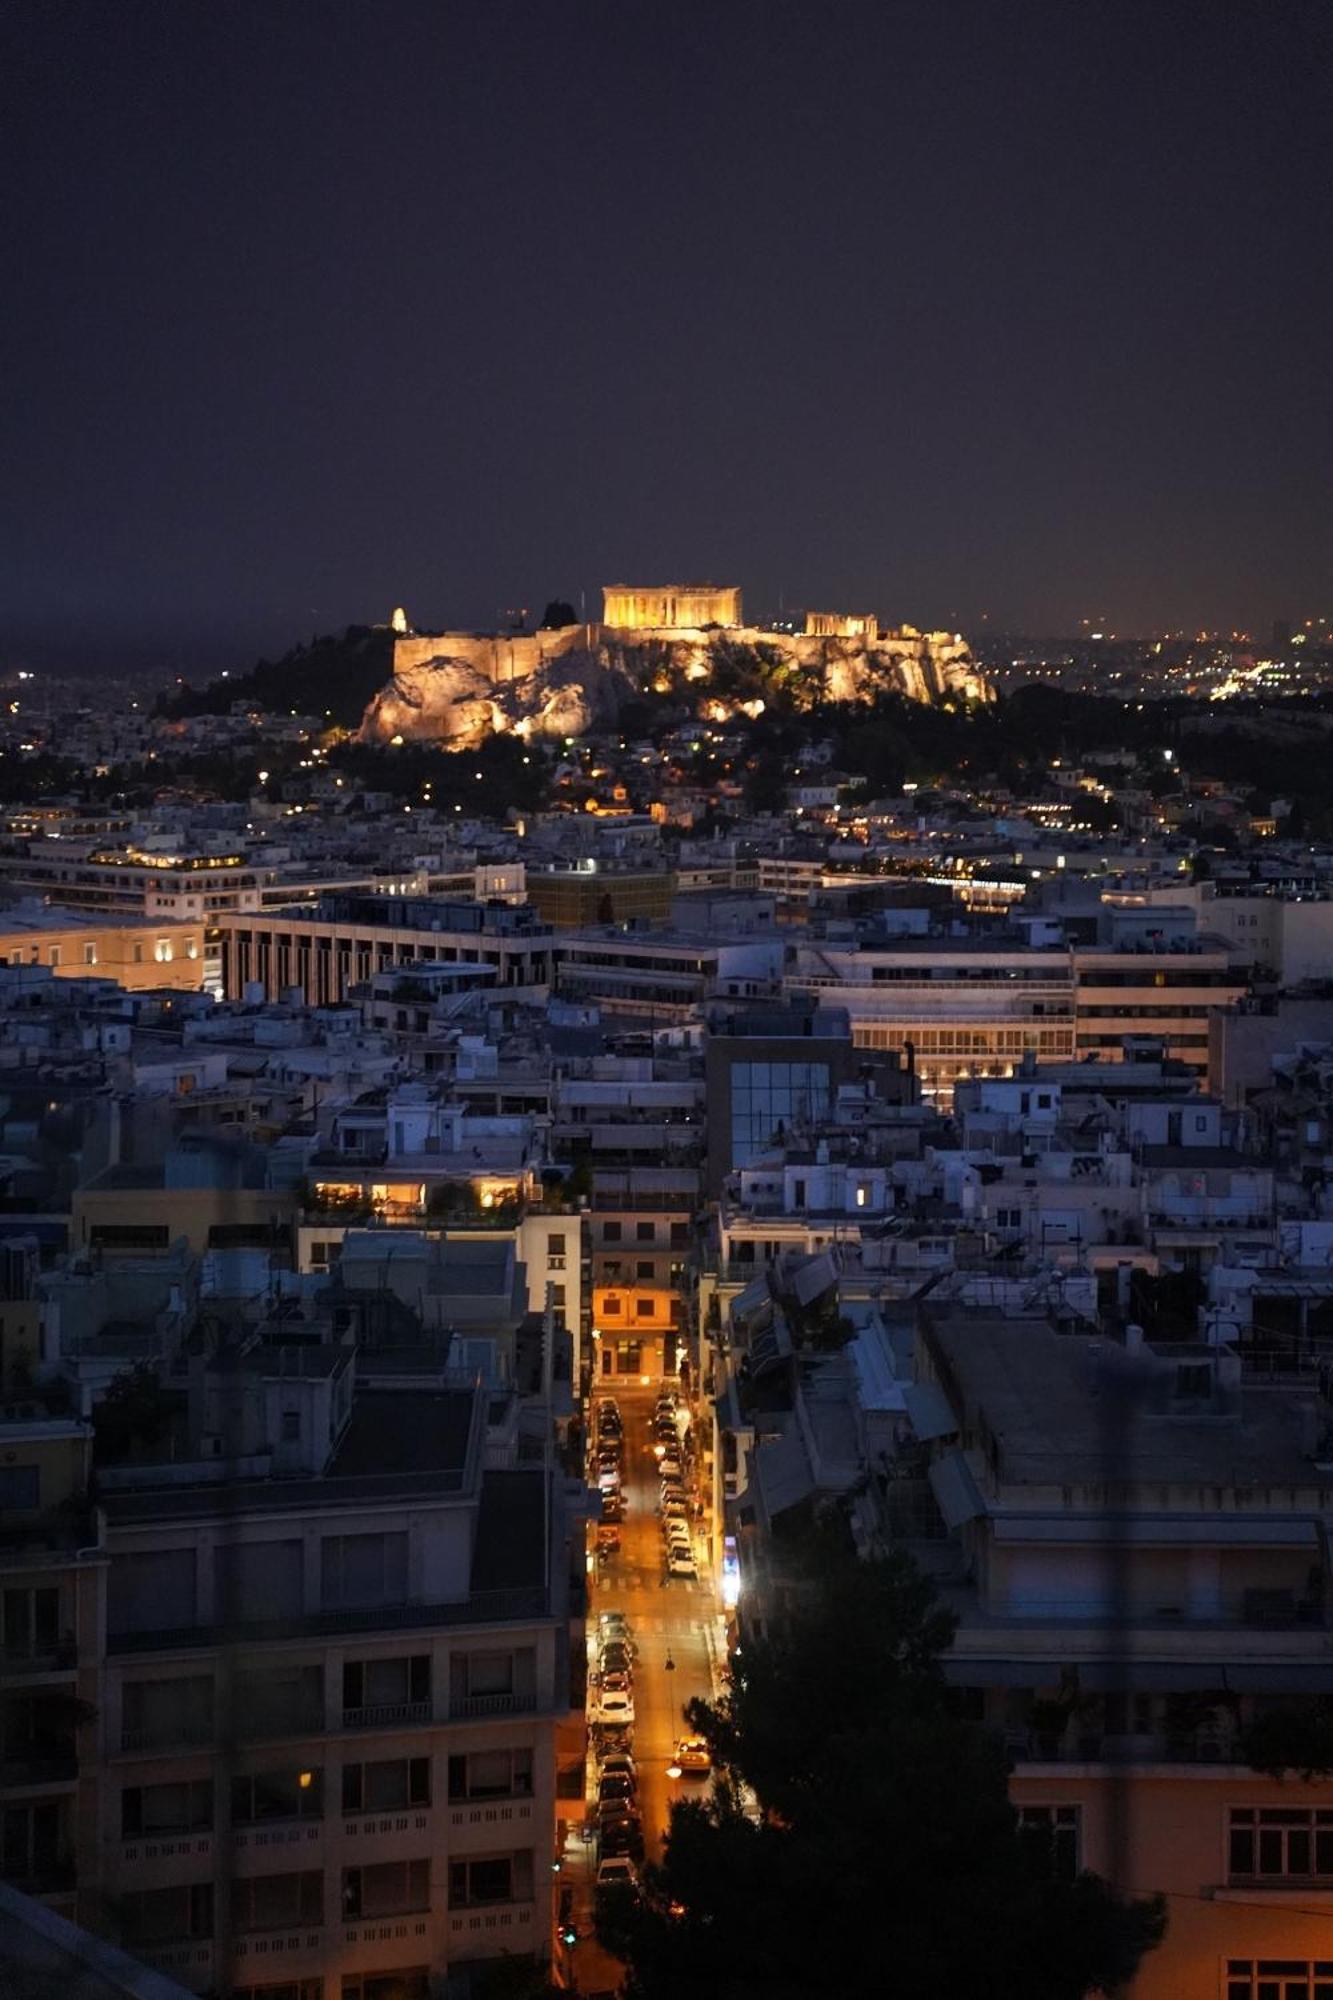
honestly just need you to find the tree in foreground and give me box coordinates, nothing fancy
[599,1522,1165,2000]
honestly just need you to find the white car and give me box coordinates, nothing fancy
[596,1855,640,1892]
[595,1686,635,1726]
[667,1549,697,1580]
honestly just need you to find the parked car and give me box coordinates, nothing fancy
[595,1687,635,1726]
[675,1736,712,1776]
[598,1772,636,1808]
[599,1750,637,1783]
[596,1855,640,1893]
[599,1811,645,1859]
[601,1495,623,1523]
[600,1642,633,1676]
[661,1497,689,1520]
[667,1549,697,1580]
[597,1467,621,1494]
[598,1611,633,1643]
[599,1669,633,1698]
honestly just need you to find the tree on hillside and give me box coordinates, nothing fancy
[600,1524,1166,2000]
[540,599,578,629]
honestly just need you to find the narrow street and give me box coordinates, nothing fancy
[560,1383,723,1992]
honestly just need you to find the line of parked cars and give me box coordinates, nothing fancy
[654,1389,697,1580]
[594,1397,624,1529]
[591,1610,644,1892]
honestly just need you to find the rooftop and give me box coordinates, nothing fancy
[927,1316,1333,1490]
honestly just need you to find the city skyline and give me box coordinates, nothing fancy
[4,0,1332,669]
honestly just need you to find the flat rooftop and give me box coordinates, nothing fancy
[928,1316,1333,1490]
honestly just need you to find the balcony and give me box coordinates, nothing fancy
[450,1690,537,1720]
[1010,1727,1242,1767]
[106,1585,551,1655]
[342,1700,431,1731]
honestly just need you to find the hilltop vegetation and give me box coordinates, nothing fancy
[158,626,394,729]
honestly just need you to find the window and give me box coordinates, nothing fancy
[47,946,60,968]
[233,1869,323,1932]
[321,1532,408,1610]
[550,1283,566,1308]
[1016,1804,1080,1882]
[636,1260,655,1280]
[1226,1964,1333,2000]
[448,1747,533,1801]
[342,1757,430,1813]
[342,1654,430,1720]
[635,1221,655,1242]
[2,1586,59,1662]
[546,1232,565,1261]
[463,1651,513,1697]
[602,1221,622,1243]
[342,1859,430,1920]
[120,1882,213,1944]
[448,1850,534,1907]
[231,1767,324,1825]
[108,1548,196,1637]
[83,944,97,966]
[121,1675,213,1752]
[215,1539,303,1623]
[0,1465,39,1511]
[233,1663,323,1739]
[122,1780,213,1838]
[1229,1807,1333,1881]
[635,1297,653,1318]
[3,1800,65,1886]
[280,1410,301,1442]
[603,1294,622,1316]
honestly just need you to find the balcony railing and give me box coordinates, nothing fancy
[450,1690,536,1719]
[342,1700,431,1730]
[1010,1727,1241,1766]
[107,1585,551,1655]
[120,1725,211,1755]
[1,1749,79,1785]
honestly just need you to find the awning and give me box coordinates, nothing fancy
[753,1432,816,1522]
[903,1381,958,1442]
[928,1451,986,1529]
[729,1273,769,1318]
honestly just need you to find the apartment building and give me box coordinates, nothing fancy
[0,1414,101,1932]
[588,1168,698,1384]
[911,1315,1333,2000]
[8,1350,571,2000]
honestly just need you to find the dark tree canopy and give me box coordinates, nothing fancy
[540,599,578,628]
[601,1525,1165,2000]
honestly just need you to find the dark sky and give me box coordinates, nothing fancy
[4,0,1331,672]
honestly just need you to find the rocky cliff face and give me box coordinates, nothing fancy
[357,624,989,746]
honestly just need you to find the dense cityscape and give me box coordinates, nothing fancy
[3,579,1333,2000]
[7,2,1333,1997]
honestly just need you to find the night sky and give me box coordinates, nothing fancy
[5,0,1331,672]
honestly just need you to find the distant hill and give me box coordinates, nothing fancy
[158,626,394,728]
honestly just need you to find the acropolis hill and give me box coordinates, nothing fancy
[357,585,990,746]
